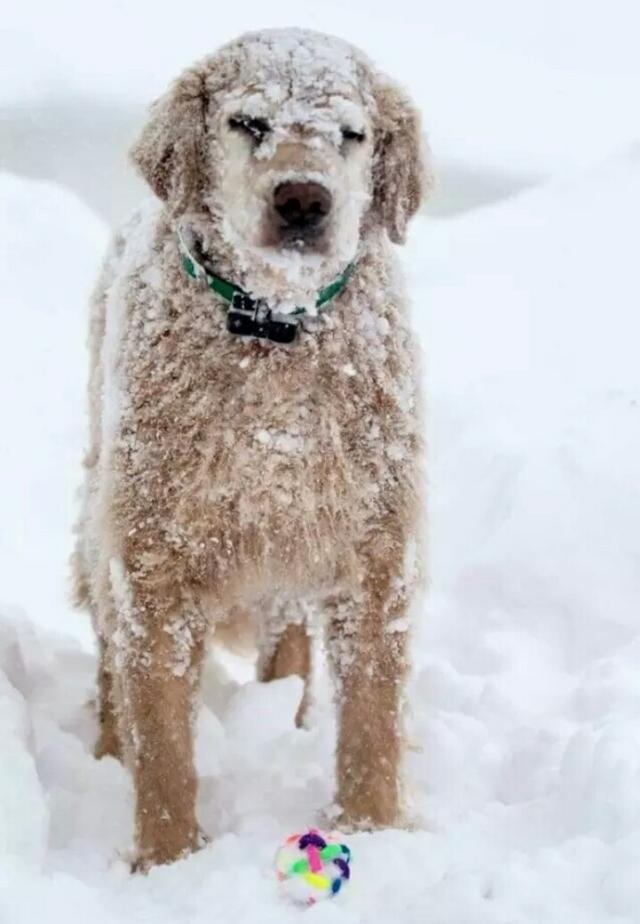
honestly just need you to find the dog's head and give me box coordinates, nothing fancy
[131,30,430,303]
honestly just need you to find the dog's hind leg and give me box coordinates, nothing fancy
[257,598,311,727]
[95,635,123,761]
[84,575,123,762]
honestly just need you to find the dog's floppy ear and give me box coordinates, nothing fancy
[130,66,207,215]
[371,79,432,244]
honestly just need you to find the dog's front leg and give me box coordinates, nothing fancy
[327,535,411,829]
[110,562,206,870]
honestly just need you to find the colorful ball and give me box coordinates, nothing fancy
[275,828,352,905]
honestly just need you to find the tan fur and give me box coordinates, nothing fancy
[258,621,311,728]
[73,29,428,869]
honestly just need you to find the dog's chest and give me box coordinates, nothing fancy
[117,265,418,577]
[196,333,388,497]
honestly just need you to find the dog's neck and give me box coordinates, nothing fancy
[175,211,377,314]
[177,226,356,343]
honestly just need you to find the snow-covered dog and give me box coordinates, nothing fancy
[73,28,428,869]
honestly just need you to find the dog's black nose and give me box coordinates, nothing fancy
[273,182,332,229]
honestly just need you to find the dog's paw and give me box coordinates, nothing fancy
[319,804,370,834]
[94,729,123,763]
[321,801,405,834]
[131,826,208,873]
[131,842,197,873]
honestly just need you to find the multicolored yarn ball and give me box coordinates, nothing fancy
[275,828,352,905]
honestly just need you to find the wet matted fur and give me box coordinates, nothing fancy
[72,28,429,869]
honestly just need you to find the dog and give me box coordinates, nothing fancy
[72,28,428,870]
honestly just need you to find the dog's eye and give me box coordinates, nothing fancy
[341,127,366,143]
[228,115,271,144]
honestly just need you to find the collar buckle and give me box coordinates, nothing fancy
[227,292,300,344]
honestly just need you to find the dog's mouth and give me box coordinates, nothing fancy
[276,224,329,253]
[258,220,330,255]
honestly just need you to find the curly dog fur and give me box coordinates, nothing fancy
[72,28,429,869]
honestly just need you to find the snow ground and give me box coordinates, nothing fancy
[2,4,640,919]
[2,144,640,921]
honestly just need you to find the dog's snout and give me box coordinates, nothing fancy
[273,181,332,230]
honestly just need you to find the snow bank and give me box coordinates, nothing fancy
[3,0,639,175]
[0,615,48,869]
[3,1,640,223]
[1,148,640,921]
[0,174,108,640]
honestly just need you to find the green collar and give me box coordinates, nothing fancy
[177,230,354,343]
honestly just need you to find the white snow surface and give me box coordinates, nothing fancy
[2,144,640,921]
